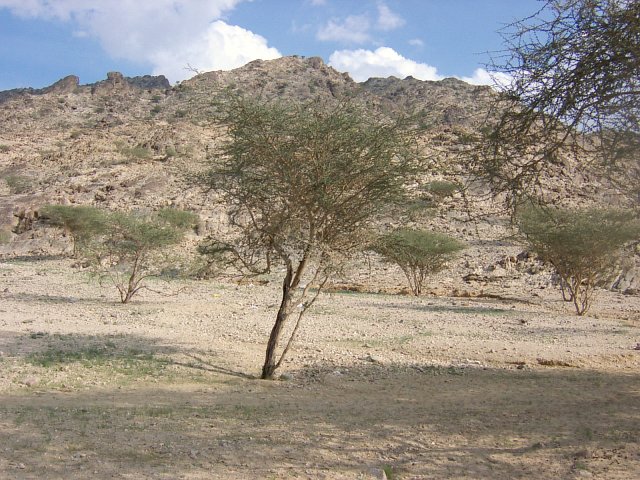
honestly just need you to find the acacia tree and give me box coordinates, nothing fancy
[96,209,197,303]
[373,229,465,296]
[477,0,640,206]
[42,205,197,303]
[41,204,109,256]
[202,97,419,379]
[516,205,640,315]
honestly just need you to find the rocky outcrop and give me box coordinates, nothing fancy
[42,75,80,94]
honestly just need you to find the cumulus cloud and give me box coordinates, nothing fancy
[317,14,371,43]
[460,68,512,87]
[0,0,281,82]
[317,2,404,45]
[329,46,442,82]
[376,3,404,31]
[150,21,281,81]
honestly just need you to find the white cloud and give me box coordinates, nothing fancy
[317,14,371,43]
[0,0,282,83]
[460,68,512,87]
[151,21,281,81]
[408,38,424,47]
[310,0,327,5]
[376,3,404,31]
[329,46,442,82]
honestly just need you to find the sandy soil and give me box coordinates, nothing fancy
[0,257,639,479]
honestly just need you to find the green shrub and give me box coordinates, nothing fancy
[117,144,152,161]
[155,208,199,230]
[0,229,11,245]
[0,144,10,153]
[517,205,640,315]
[373,228,465,295]
[3,174,32,194]
[424,180,459,198]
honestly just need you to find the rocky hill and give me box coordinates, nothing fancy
[0,55,636,294]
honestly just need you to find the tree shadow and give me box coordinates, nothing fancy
[3,292,104,305]
[0,360,637,479]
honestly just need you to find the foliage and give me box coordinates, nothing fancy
[0,229,11,245]
[424,180,459,199]
[42,205,195,303]
[155,208,199,230]
[477,0,640,206]
[40,204,109,256]
[117,143,152,161]
[3,174,32,194]
[516,205,640,315]
[202,96,420,379]
[373,228,465,296]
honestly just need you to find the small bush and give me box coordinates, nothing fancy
[118,144,152,161]
[373,228,465,295]
[40,204,109,255]
[0,144,10,153]
[517,205,640,315]
[155,208,199,230]
[424,180,459,198]
[0,229,11,245]
[3,174,33,194]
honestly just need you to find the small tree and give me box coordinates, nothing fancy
[40,204,109,256]
[516,205,640,315]
[373,228,465,296]
[43,205,197,303]
[96,210,197,303]
[202,97,419,379]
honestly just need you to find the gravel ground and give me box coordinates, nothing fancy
[0,258,638,479]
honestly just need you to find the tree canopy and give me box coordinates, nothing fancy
[516,204,640,314]
[478,0,640,205]
[202,97,420,378]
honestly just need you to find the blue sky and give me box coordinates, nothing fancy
[0,0,543,91]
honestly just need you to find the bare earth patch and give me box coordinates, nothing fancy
[1,258,638,479]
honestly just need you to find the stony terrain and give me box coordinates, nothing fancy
[0,257,639,479]
[0,56,639,478]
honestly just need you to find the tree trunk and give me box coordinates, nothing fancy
[261,264,293,379]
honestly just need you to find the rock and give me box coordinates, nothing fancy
[365,355,384,364]
[43,75,80,94]
[21,376,39,387]
[368,467,388,480]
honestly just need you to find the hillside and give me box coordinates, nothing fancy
[0,55,636,294]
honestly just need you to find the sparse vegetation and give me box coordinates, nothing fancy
[117,143,152,161]
[373,228,465,296]
[0,229,11,245]
[424,179,459,199]
[3,174,33,194]
[516,205,640,315]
